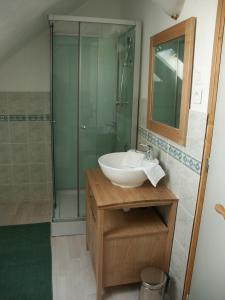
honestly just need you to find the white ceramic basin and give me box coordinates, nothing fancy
[98,152,147,188]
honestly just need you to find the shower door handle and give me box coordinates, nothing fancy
[80,125,86,130]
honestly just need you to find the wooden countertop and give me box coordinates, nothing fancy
[86,169,178,209]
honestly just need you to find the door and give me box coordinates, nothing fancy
[189,24,225,300]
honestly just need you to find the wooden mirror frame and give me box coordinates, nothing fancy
[147,17,196,145]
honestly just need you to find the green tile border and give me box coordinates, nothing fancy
[0,114,50,122]
[138,127,202,175]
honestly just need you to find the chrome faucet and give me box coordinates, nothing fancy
[139,144,154,161]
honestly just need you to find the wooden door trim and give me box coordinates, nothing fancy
[183,0,225,298]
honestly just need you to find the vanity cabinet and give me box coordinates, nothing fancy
[86,169,178,300]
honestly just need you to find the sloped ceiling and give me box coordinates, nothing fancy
[0,0,88,63]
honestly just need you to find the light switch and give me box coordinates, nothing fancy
[192,86,203,104]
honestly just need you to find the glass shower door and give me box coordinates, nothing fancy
[52,21,79,220]
[78,35,99,217]
[78,22,118,217]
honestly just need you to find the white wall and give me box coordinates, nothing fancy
[121,0,218,117]
[0,0,121,92]
[0,31,50,92]
[73,0,121,19]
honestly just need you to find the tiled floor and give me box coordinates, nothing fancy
[54,190,78,220]
[0,202,170,300]
[52,235,140,300]
[54,190,86,220]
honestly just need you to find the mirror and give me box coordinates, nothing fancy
[147,18,196,145]
[152,36,185,128]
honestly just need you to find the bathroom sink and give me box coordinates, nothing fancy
[98,152,147,188]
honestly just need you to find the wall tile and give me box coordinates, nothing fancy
[165,155,182,197]
[139,126,202,300]
[45,124,51,142]
[29,183,48,202]
[0,123,10,143]
[151,146,168,178]
[28,122,49,143]
[0,92,52,204]
[7,92,28,115]
[0,92,8,115]
[27,92,50,114]
[170,239,188,285]
[0,165,12,185]
[166,111,207,162]
[10,122,28,143]
[138,127,201,174]
[29,163,47,183]
[179,166,200,216]
[186,110,207,161]
[46,161,53,182]
[0,185,13,202]
[12,184,29,202]
[47,182,53,202]
[0,144,11,164]
[138,111,206,299]
[168,269,184,300]
[11,143,29,163]
[157,148,168,170]
[12,164,29,184]
[45,142,52,163]
[174,204,194,250]
[28,143,46,163]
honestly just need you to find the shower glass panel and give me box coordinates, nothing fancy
[78,22,135,217]
[52,21,79,220]
[51,18,139,222]
[78,32,99,217]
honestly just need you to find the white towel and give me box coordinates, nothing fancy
[122,151,144,168]
[122,150,166,187]
[142,163,166,187]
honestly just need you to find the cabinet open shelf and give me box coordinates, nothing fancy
[104,207,168,240]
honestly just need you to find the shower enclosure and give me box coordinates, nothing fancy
[49,16,141,231]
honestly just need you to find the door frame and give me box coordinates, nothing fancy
[183,0,225,298]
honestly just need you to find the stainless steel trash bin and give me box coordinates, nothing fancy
[140,267,167,300]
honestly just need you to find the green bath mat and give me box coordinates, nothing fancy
[0,223,52,300]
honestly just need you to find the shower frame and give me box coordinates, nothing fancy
[49,15,142,235]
